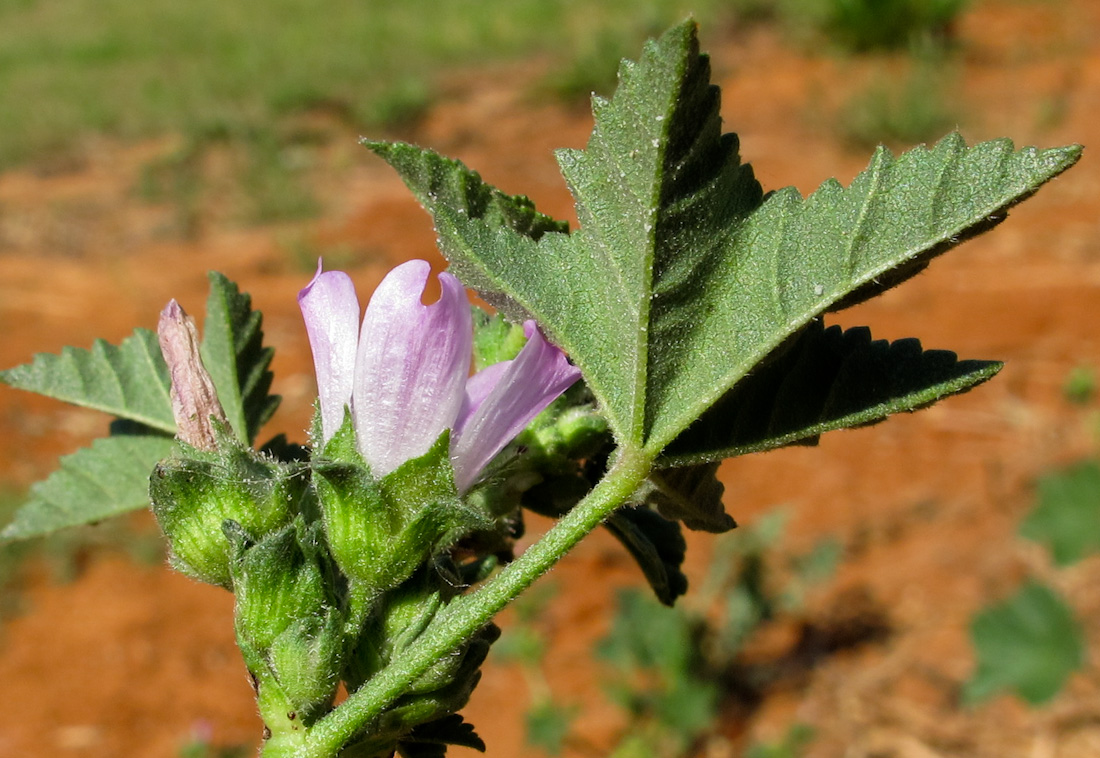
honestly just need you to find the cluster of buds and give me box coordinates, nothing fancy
[148,260,589,754]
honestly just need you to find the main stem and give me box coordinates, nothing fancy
[298,445,654,758]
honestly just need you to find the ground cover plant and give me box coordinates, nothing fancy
[964,374,1100,707]
[0,19,1082,758]
[497,512,842,757]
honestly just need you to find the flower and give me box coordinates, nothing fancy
[299,259,581,492]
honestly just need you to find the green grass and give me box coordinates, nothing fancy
[0,0,732,170]
[837,58,962,150]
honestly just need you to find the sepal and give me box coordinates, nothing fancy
[313,422,492,595]
[149,430,307,587]
[342,566,500,756]
[228,518,344,725]
[471,310,526,370]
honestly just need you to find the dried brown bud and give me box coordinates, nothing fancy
[158,299,229,450]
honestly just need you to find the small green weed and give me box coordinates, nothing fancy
[965,370,1100,705]
[965,581,1084,706]
[730,0,970,54]
[1020,461,1100,567]
[1062,365,1096,406]
[596,512,841,756]
[493,581,578,755]
[816,0,969,52]
[838,60,961,150]
[499,511,842,756]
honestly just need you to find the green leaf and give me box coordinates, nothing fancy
[369,21,1079,459]
[525,701,576,756]
[0,434,176,542]
[660,322,1002,466]
[0,328,174,433]
[635,462,733,533]
[605,507,688,605]
[964,581,1084,705]
[1019,461,1100,567]
[200,271,279,445]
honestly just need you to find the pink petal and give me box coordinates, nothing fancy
[158,299,229,451]
[451,321,581,492]
[454,361,511,437]
[298,261,361,442]
[353,260,472,476]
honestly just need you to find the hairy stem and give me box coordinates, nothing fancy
[296,445,654,758]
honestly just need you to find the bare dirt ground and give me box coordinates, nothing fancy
[1,1,1100,756]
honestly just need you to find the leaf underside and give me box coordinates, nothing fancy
[660,321,1002,467]
[369,21,1080,461]
[0,328,174,433]
[0,434,177,542]
[200,271,280,446]
[605,507,688,605]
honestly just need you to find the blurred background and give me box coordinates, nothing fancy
[0,0,1098,756]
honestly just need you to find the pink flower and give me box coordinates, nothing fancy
[299,260,581,492]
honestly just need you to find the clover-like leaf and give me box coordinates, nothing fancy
[1020,461,1100,567]
[965,581,1084,705]
[370,21,1080,463]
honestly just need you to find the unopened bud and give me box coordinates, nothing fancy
[149,444,306,588]
[230,520,343,724]
[158,299,228,450]
[344,566,500,752]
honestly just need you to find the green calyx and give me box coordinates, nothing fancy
[149,431,308,588]
[229,518,344,726]
[313,420,493,596]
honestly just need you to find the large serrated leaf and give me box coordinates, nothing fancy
[660,322,1002,466]
[0,328,174,433]
[370,21,1079,461]
[200,272,279,445]
[0,434,177,542]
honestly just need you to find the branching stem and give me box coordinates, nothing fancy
[295,445,654,758]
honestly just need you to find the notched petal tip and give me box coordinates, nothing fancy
[297,258,325,300]
[354,260,473,476]
[157,299,228,450]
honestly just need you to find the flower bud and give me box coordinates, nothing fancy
[229,520,343,724]
[157,300,229,451]
[149,442,307,588]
